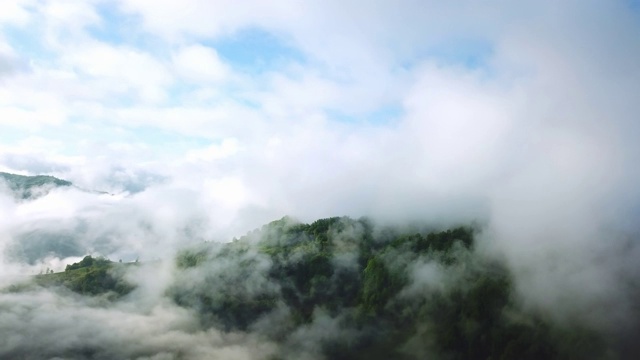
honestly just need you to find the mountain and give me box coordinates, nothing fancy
[168,216,607,360]
[33,255,134,298]
[0,172,72,199]
[26,216,611,360]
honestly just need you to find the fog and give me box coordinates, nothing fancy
[1,0,640,358]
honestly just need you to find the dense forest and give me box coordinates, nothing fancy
[33,255,134,297]
[27,216,611,359]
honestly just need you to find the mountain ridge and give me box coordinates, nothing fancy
[0,172,114,199]
[23,215,611,360]
[0,172,72,199]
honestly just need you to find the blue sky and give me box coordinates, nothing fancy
[0,1,506,156]
[0,0,639,226]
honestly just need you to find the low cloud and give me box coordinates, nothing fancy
[0,0,639,358]
[0,289,278,359]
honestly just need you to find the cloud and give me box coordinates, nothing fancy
[0,0,639,357]
[61,42,173,103]
[186,138,241,163]
[173,45,230,83]
[0,288,278,359]
[0,0,34,26]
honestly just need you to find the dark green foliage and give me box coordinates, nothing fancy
[65,255,110,271]
[171,241,281,330]
[169,216,609,359]
[36,256,134,297]
[2,216,612,359]
[421,266,518,359]
[390,226,473,255]
[361,256,401,315]
[175,247,209,268]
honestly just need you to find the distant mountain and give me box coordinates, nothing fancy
[0,172,72,199]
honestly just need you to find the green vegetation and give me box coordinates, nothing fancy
[0,172,72,199]
[13,216,611,358]
[35,255,134,297]
[171,216,610,360]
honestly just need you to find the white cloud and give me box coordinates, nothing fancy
[0,0,639,332]
[62,42,173,103]
[173,44,229,83]
[0,0,34,26]
[111,104,263,139]
[116,0,296,40]
[41,1,101,32]
[0,107,66,129]
[186,138,240,162]
[400,64,516,192]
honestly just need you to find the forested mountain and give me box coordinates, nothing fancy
[24,216,611,360]
[33,255,134,297]
[0,172,72,199]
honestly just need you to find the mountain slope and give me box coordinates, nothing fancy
[0,172,72,199]
[34,255,134,297]
[12,216,613,359]
[169,216,607,360]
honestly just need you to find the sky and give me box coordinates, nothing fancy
[1,0,640,315]
[0,1,640,358]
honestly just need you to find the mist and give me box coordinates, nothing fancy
[1,0,640,359]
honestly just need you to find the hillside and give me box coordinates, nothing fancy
[168,216,607,360]
[34,255,134,297]
[25,216,611,359]
[0,172,72,199]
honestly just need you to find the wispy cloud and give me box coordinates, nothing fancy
[0,2,639,356]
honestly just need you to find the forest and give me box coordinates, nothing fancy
[0,172,72,199]
[27,216,610,359]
